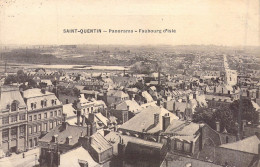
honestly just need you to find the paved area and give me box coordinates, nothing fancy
[0,148,40,167]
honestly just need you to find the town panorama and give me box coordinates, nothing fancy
[0,44,259,167]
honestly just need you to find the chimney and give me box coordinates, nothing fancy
[164,102,167,109]
[66,136,72,144]
[126,105,130,111]
[193,93,196,99]
[63,113,67,122]
[258,143,260,158]
[162,113,170,131]
[118,137,126,159]
[77,110,81,126]
[157,99,161,106]
[199,124,204,151]
[154,113,159,125]
[216,121,220,132]
[87,124,91,136]
[66,99,69,104]
[62,122,68,130]
[82,116,86,127]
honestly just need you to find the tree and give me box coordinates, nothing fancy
[17,70,28,83]
[27,79,37,88]
[4,75,17,85]
[193,106,238,135]
[230,98,258,124]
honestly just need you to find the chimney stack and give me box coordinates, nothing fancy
[193,93,196,99]
[216,121,220,132]
[77,110,81,126]
[199,124,204,151]
[87,124,91,136]
[162,113,170,131]
[154,113,160,125]
[157,99,161,106]
[63,113,67,123]
[258,143,260,158]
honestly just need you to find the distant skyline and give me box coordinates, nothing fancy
[0,0,259,46]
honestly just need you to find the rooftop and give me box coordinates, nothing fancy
[219,135,260,154]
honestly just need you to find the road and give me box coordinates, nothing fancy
[0,148,40,167]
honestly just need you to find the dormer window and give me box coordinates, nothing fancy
[11,101,18,112]
[51,99,57,106]
[41,100,47,108]
[31,102,37,110]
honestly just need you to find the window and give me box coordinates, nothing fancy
[29,116,32,121]
[184,143,191,152]
[33,126,37,133]
[20,126,25,136]
[50,122,53,129]
[34,115,37,120]
[11,115,18,122]
[41,100,47,107]
[11,128,17,138]
[58,110,61,116]
[2,117,9,124]
[54,111,57,116]
[2,129,8,139]
[38,114,41,120]
[44,113,47,118]
[50,112,53,117]
[19,114,26,120]
[176,141,183,151]
[44,123,47,131]
[38,125,42,132]
[11,102,17,112]
[29,126,32,134]
[31,103,37,110]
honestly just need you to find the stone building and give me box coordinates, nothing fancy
[0,86,27,154]
[22,88,63,149]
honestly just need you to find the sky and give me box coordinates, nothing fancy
[0,0,259,46]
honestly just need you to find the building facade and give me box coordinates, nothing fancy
[0,86,27,154]
[22,88,63,149]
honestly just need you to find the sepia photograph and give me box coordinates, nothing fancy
[0,0,259,166]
